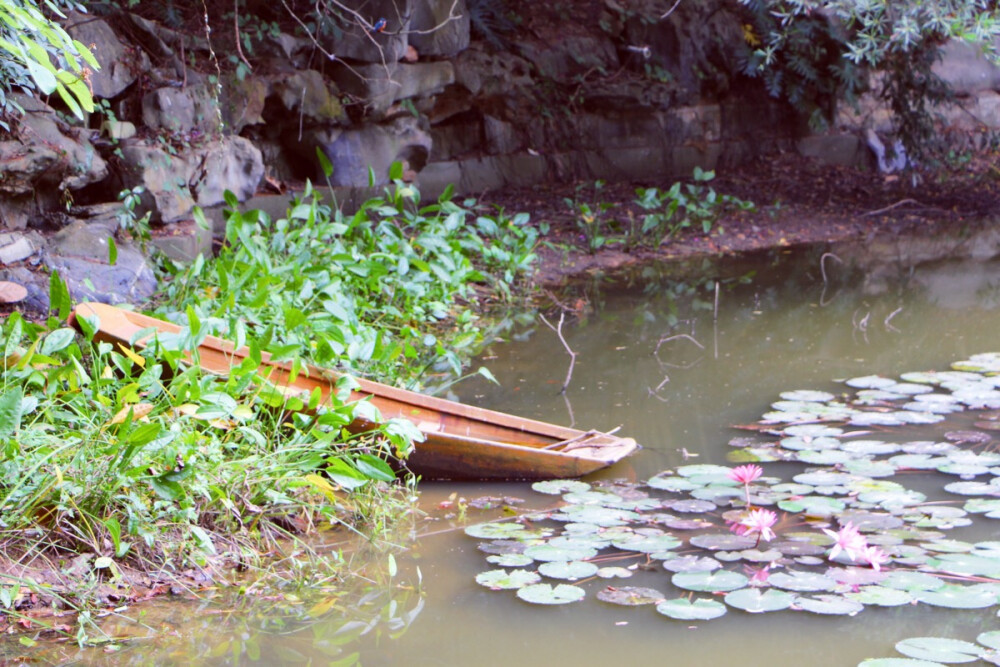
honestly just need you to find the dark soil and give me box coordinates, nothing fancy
[478,150,1000,286]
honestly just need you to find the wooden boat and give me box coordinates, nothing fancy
[69,302,639,481]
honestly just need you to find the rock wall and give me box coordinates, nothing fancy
[4,0,1000,308]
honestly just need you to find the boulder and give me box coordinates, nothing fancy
[453,43,534,97]
[221,74,268,133]
[409,0,470,57]
[120,136,264,222]
[319,0,412,63]
[0,197,34,230]
[0,231,38,265]
[0,96,106,196]
[270,70,344,123]
[142,82,222,134]
[44,220,157,306]
[311,116,431,186]
[119,142,196,222]
[333,61,453,115]
[934,40,1000,97]
[188,136,265,206]
[512,29,619,84]
[66,12,146,99]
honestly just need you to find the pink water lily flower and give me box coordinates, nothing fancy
[739,508,777,543]
[861,545,890,572]
[823,522,868,562]
[728,464,763,485]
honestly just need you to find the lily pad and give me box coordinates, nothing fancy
[895,637,984,663]
[516,583,586,605]
[531,480,591,495]
[663,555,721,573]
[475,569,541,590]
[523,544,598,562]
[780,389,837,402]
[465,522,526,539]
[655,597,727,620]
[647,475,699,492]
[858,660,949,667]
[796,594,864,615]
[538,560,599,580]
[912,584,998,608]
[767,570,839,592]
[596,586,664,606]
[847,586,914,606]
[611,534,682,554]
[689,533,757,551]
[724,587,796,613]
[672,570,748,592]
[976,631,1000,650]
[596,567,633,579]
[845,375,897,389]
[880,571,944,592]
[486,553,534,567]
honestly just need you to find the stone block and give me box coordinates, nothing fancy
[935,39,1000,97]
[151,219,213,263]
[142,84,221,134]
[66,12,145,99]
[319,0,411,63]
[797,134,869,168]
[0,232,36,264]
[409,0,470,57]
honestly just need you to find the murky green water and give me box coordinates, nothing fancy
[40,235,1000,664]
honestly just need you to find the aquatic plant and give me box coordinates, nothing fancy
[466,350,1000,631]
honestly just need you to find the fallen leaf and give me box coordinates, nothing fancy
[0,282,27,304]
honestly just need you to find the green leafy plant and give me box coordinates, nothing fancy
[0,0,99,128]
[564,180,616,254]
[634,167,755,243]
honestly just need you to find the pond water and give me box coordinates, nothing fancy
[44,235,1000,664]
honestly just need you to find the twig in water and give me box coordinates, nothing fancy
[884,306,903,333]
[861,198,920,217]
[820,252,844,307]
[539,312,576,394]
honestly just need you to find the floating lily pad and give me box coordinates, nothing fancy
[844,460,899,478]
[778,495,845,517]
[847,586,914,606]
[689,533,757,551]
[676,464,735,478]
[913,584,998,608]
[655,597,727,620]
[553,505,640,526]
[486,553,534,567]
[663,555,721,573]
[895,637,984,663]
[664,498,717,513]
[596,586,663,606]
[784,424,845,437]
[843,440,901,456]
[523,544,598,562]
[796,594,864,615]
[976,631,1000,650]
[563,490,623,505]
[476,569,541,590]
[531,480,591,495]
[596,567,633,579]
[538,560,599,580]
[768,570,839,592]
[724,587,795,613]
[858,659,949,667]
[465,522,526,539]
[796,449,856,465]
[516,583,586,605]
[611,534,682,554]
[780,436,842,451]
[871,572,939,595]
[650,514,714,530]
[647,475,699,492]
[846,375,898,389]
[927,553,1000,578]
[780,389,837,402]
[672,570,749,592]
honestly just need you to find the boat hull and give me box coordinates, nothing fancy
[70,302,639,481]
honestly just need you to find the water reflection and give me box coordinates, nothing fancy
[19,238,1000,664]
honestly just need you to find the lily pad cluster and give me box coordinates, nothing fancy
[465,353,1000,625]
[860,632,1000,666]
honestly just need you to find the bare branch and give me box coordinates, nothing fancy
[539,312,577,394]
